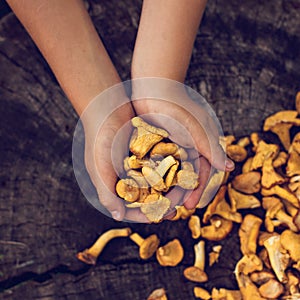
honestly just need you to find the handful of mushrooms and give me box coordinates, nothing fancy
[77,92,300,300]
[116,116,200,223]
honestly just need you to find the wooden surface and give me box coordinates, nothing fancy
[0,0,299,299]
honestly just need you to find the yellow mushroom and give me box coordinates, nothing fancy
[116,178,140,202]
[273,151,289,168]
[263,110,300,151]
[250,140,279,170]
[129,117,168,159]
[76,227,132,265]
[156,239,184,267]
[194,287,211,299]
[203,185,242,223]
[263,235,289,283]
[250,132,260,152]
[201,215,233,241]
[287,133,300,177]
[150,142,188,161]
[261,153,285,188]
[250,270,275,285]
[129,233,160,260]
[242,157,253,173]
[209,245,222,266]
[232,171,261,194]
[176,168,199,190]
[123,155,155,171]
[226,144,248,162]
[258,278,284,299]
[280,230,300,262]
[239,214,262,255]
[188,215,201,239]
[262,197,298,232]
[142,166,166,192]
[261,185,299,208]
[228,183,261,211]
[211,288,242,300]
[147,288,168,300]
[183,240,208,283]
[171,205,196,221]
[234,255,264,300]
[285,270,300,296]
[165,161,179,188]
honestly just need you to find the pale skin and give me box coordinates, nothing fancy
[7,0,234,222]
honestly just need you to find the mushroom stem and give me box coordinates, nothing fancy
[130,232,144,246]
[194,240,205,271]
[77,227,132,265]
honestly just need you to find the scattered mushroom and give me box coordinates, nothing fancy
[147,288,168,300]
[171,205,196,221]
[287,132,300,177]
[239,214,262,255]
[263,110,300,151]
[150,142,188,161]
[261,153,285,188]
[211,288,242,300]
[201,215,233,241]
[188,215,201,239]
[250,270,275,285]
[228,183,261,211]
[194,287,211,299]
[263,235,290,283]
[183,240,208,283]
[280,230,300,262]
[262,197,298,232]
[129,232,160,260]
[156,239,184,267]
[258,278,284,299]
[77,227,132,265]
[209,245,222,266]
[273,151,289,168]
[203,185,242,224]
[231,171,261,194]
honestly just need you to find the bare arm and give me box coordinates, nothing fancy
[6,0,121,115]
[132,0,207,82]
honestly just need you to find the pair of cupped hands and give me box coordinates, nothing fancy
[79,81,235,223]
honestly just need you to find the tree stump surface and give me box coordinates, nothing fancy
[0,0,299,299]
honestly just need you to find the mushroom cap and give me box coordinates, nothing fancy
[156,239,184,267]
[139,234,160,260]
[227,144,248,162]
[116,178,140,202]
[232,171,261,194]
[201,216,233,241]
[147,288,167,300]
[263,110,298,131]
[258,278,284,299]
[183,266,208,283]
[280,230,300,262]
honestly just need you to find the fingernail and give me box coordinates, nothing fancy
[111,210,121,221]
[225,159,235,170]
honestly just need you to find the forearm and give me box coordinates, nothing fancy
[7,0,121,115]
[131,0,207,82]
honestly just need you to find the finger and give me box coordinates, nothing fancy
[183,156,212,210]
[124,208,151,223]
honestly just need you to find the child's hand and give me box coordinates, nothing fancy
[131,83,234,210]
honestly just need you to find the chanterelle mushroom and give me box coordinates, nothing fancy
[280,230,300,262]
[147,288,168,300]
[228,183,261,211]
[234,255,264,300]
[203,185,242,223]
[239,214,262,255]
[129,233,160,260]
[201,215,233,241]
[263,110,300,151]
[194,287,211,299]
[287,132,300,177]
[263,235,289,283]
[156,239,184,267]
[150,142,188,161]
[116,178,140,202]
[258,278,284,299]
[77,227,132,265]
[250,140,279,170]
[232,171,261,194]
[262,197,298,232]
[129,117,168,159]
[188,215,201,239]
[183,240,208,283]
